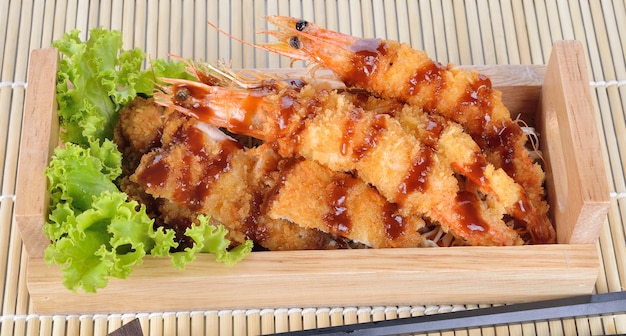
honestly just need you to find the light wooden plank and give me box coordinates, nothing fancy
[453,0,471,64]
[419,0,435,56]
[253,0,267,68]
[487,0,508,64]
[430,0,447,62]
[64,0,78,34]
[613,0,626,57]
[336,0,350,35]
[383,0,398,41]
[441,0,459,64]
[242,0,255,68]
[51,315,66,336]
[511,0,531,64]
[595,235,609,294]
[477,0,496,64]
[98,0,112,30]
[92,315,108,336]
[25,244,600,313]
[134,0,147,56]
[76,0,89,36]
[372,0,386,39]
[144,0,158,60]
[10,244,29,315]
[545,0,564,41]
[521,0,542,64]
[316,308,331,328]
[231,0,244,68]
[598,207,621,293]
[278,0,292,68]
[260,310,275,335]
[302,0,315,22]
[207,1,219,65]
[110,0,123,31]
[499,0,520,64]
[302,308,317,330]
[359,0,374,38]
[532,0,553,63]
[39,0,56,48]
[122,0,136,50]
[313,0,327,28]
[0,0,9,71]
[14,49,58,260]
[608,197,626,291]
[194,0,207,62]
[539,41,610,244]
[349,0,363,37]
[404,0,422,51]
[395,0,410,44]
[157,0,171,59]
[556,0,575,40]
[465,0,484,64]
[169,0,182,58]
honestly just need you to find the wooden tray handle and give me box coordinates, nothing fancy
[15,48,59,259]
[538,41,610,244]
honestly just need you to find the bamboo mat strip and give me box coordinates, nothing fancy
[0,0,625,335]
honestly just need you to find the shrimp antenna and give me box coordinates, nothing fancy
[207,20,275,54]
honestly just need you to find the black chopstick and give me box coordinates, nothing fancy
[268,291,626,336]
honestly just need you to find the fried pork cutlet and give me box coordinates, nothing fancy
[117,97,341,250]
[267,158,426,248]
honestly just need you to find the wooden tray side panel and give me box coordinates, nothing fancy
[27,245,599,314]
[14,48,59,259]
[539,41,610,244]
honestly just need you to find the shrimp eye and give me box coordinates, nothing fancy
[295,20,308,31]
[175,87,190,102]
[289,36,302,49]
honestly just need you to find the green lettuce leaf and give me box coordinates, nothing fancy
[53,28,145,146]
[170,215,254,267]
[45,27,252,293]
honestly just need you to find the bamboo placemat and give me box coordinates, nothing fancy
[1,0,625,335]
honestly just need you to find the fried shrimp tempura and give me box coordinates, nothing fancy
[252,16,555,244]
[155,75,531,246]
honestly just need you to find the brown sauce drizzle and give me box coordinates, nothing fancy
[396,145,435,204]
[406,60,447,110]
[352,114,386,160]
[323,175,356,235]
[455,191,489,234]
[460,155,488,189]
[344,38,388,87]
[340,108,362,155]
[137,153,170,188]
[459,74,493,110]
[138,124,239,212]
[457,74,494,132]
[382,203,406,239]
[481,120,523,177]
[243,190,269,243]
[422,115,446,147]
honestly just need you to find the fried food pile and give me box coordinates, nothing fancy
[114,17,555,251]
[115,74,552,251]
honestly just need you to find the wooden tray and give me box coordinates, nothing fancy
[14,41,609,314]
